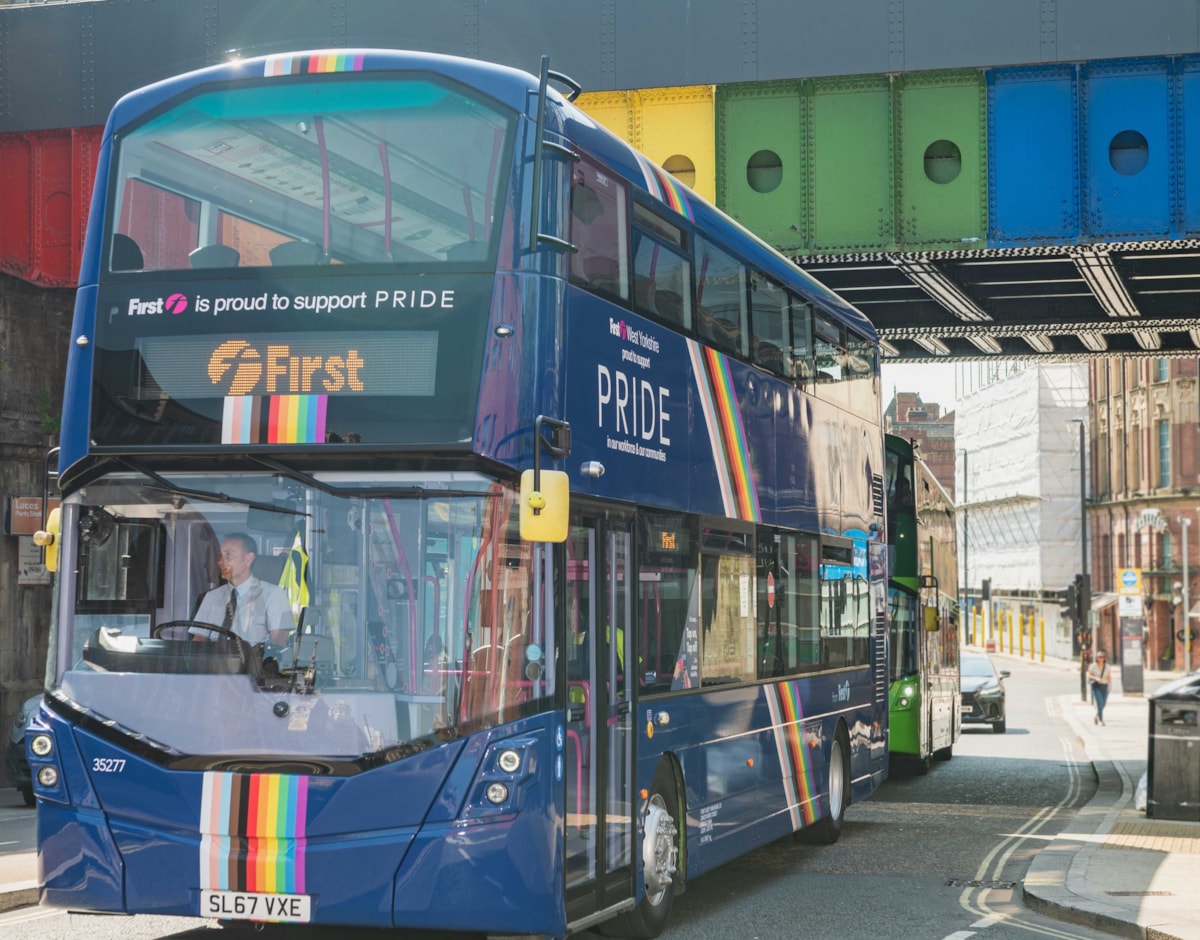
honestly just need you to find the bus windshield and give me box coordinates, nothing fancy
[50,470,550,762]
[109,74,514,271]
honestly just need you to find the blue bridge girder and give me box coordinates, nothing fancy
[3,0,1200,362]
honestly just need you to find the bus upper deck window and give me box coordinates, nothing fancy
[570,159,628,301]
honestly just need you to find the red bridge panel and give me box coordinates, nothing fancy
[0,127,103,288]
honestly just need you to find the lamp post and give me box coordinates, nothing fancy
[961,449,969,643]
[1072,419,1090,700]
[1182,517,1192,673]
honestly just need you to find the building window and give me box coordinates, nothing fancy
[1162,531,1173,572]
[1156,358,1170,383]
[1158,419,1171,488]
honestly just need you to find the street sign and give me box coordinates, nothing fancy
[1118,594,1143,617]
[1116,568,1142,596]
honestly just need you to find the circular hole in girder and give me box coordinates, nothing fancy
[747,149,783,193]
[924,139,962,184]
[1109,130,1149,176]
[662,154,695,188]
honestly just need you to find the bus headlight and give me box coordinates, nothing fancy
[38,766,58,788]
[30,734,53,757]
[497,749,521,773]
[485,782,509,805]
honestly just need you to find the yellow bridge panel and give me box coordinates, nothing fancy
[633,86,716,204]
[574,91,637,144]
[577,86,716,204]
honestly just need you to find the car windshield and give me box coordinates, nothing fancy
[961,656,996,679]
[49,470,552,762]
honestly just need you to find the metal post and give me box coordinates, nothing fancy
[1182,517,1190,673]
[961,450,969,644]
[1076,419,1090,701]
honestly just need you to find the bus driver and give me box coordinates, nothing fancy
[191,532,293,646]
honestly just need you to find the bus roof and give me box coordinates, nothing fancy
[102,47,876,342]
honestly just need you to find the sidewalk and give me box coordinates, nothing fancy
[1014,657,1200,940]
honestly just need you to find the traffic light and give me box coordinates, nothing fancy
[1074,572,1090,627]
[1060,580,1078,622]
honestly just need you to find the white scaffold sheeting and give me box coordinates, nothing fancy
[957,362,1087,593]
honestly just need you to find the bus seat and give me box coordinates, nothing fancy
[269,240,321,266]
[754,339,787,376]
[634,276,657,314]
[581,256,620,294]
[253,551,288,585]
[189,244,240,269]
[655,289,684,327]
[710,316,744,356]
[443,241,483,261]
[111,233,144,271]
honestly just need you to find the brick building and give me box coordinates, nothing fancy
[884,392,956,498]
[1088,357,1200,672]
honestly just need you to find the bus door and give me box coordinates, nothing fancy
[564,510,635,924]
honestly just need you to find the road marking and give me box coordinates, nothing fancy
[957,735,1098,939]
[942,932,976,940]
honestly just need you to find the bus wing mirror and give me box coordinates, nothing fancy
[923,606,939,632]
[520,469,569,543]
[33,506,62,572]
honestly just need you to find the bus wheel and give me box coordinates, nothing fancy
[808,726,849,845]
[603,763,680,939]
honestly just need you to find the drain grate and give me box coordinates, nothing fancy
[1106,890,1174,897]
[945,879,1018,890]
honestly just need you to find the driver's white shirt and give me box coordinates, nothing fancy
[191,576,292,645]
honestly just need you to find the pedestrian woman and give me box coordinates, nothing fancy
[1088,651,1112,725]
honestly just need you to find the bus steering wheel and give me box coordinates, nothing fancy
[152,620,255,666]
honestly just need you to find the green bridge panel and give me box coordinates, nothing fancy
[894,71,987,249]
[810,75,894,252]
[715,81,808,252]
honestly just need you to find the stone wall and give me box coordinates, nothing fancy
[0,273,72,784]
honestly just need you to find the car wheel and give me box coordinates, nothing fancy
[993,718,1007,734]
[601,761,680,938]
[19,785,34,807]
[934,744,953,761]
[804,725,849,845]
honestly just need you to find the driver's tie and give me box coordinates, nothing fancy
[223,589,237,630]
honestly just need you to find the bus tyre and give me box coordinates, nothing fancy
[808,726,849,845]
[604,762,680,939]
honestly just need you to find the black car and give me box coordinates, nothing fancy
[5,694,42,807]
[961,652,1009,733]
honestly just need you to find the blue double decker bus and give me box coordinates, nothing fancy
[29,49,888,938]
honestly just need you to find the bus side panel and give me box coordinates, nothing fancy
[637,672,876,879]
[392,713,565,936]
[38,802,125,911]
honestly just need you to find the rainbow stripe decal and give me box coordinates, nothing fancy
[264,52,366,76]
[686,340,760,521]
[764,682,819,830]
[200,772,309,894]
[222,395,328,445]
[634,153,694,221]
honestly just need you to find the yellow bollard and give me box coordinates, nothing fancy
[1007,609,1014,653]
[1019,613,1025,657]
[1039,616,1045,662]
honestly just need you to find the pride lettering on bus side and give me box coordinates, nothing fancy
[596,365,671,445]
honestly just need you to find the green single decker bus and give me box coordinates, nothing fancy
[885,435,960,772]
